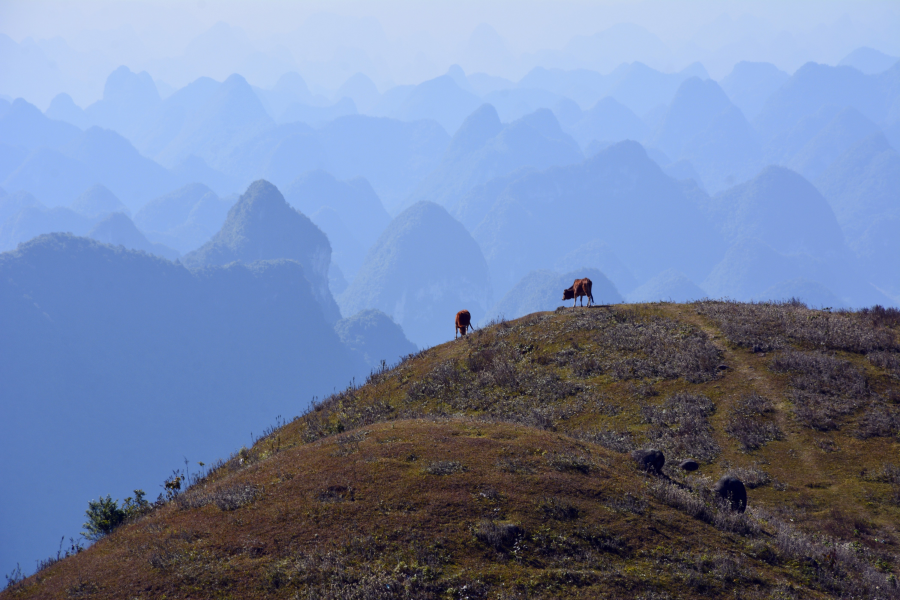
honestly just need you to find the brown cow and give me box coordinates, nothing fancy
[562,278,594,307]
[455,310,472,338]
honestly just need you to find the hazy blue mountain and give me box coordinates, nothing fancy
[45,92,89,129]
[680,104,763,192]
[604,62,709,117]
[156,74,275,169]
[468,72,516,96]
[551,98,583,130]
[787,107,882,181]
[131,76,221,158]
[217,122,324,189]
[408,106,582,211]
[182,180,340,322]
[339,201,492,348]
[760,278,847,309]
[255,72,313,119]
[370,84,415,117]
[562,23,670,74]
[482,87,562,123]
[0,203,96,251]
[839,47,899,75]
[701,237,803,301]
[815,133,900,240]
[316,115,450,212]
[473,141,726,294]
[815,133,900,297]
[0,189,43,225]
[134,183,232,254]
[170,155,240,197]
[308,206,366,281]
[390,74,482,135]
[697,166,845,258]
[62,127,177,210]
[83,66,162,141]
[0,143,28,182]
[851,215,900,301]
[0,98,81,150]
[487,268,622,321]
[335,309,418,374]
[2,147,95,207]
[88,212,180,260]
[626,269,707,303]
[568,96,648,149]
[518,62,707,116]
[661,158,705,189]
[334,73,381,113]
[719,61,789,121]
[554,239,640,294]
[278,97,357,127]
[754,62,898,144]
[450,168,535,233]
[70,184,131,218]
[283,170,390,249]
[652,77,735,159]
[0,233,357,577]
[518,67,610,108]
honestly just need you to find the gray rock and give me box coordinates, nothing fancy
[680,459,700,471]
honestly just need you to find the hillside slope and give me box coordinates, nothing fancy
[5,301,900,599]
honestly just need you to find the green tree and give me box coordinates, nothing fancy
[82,495,126,541]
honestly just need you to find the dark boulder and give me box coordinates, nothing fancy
[714,476,747,512]
[680,459,700,471]
[631,449,665,474]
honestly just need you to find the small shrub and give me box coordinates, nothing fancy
[496,457,535,474]
[725,464,771,489]
[770,350,868,430]
[537,496,580,521]
[179,483,262,510]
[82,495,127,541]
[856,402,900,439]
[474,520,523,552]
[425,461,467,476]
[318,485,354,503]
[577,427,635,453]
[726,393,784,451]
[547,452,592,474]
[642,393,720,462]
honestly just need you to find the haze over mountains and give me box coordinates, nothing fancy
[2,2,900,578]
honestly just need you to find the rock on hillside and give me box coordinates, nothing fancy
[182,180,340,322]
[473,140,726,294]
[87,212,180,261]
[339,201,492,348]
[334,309,418,374]
[0,233,356,577]
[487,267,622,321]
[407,105,582,212]
[70,184,131,219]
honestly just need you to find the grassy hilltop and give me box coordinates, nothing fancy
[4,301,900,599]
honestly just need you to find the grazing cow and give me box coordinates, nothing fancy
[455,310,472,339]
[562,278,594,307]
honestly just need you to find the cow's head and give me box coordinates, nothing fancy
[562,287,575,300]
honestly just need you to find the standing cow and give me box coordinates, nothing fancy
[563,278,594,307]
[455,310,472,338]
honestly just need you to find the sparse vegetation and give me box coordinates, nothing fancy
[726,393,784,451]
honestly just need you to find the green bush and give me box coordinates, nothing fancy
[82,490,150,541]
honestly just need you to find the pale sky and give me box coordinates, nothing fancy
[2,0,898,106]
